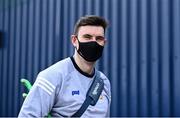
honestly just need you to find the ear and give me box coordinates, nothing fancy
[71,35,78,48]
[104,39,107,44]
[100,38,107,46]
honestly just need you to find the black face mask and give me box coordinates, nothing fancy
[76,39,104,62]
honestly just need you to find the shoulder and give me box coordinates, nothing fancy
[98,71,111,96]
[98,71,111,88]
[37,57,73,87]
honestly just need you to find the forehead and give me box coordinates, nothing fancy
[78,25,104,36]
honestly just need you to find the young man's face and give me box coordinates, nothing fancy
[76,25,106,46]
[71,25,107,62]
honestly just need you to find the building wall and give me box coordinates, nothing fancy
[0,0,180,116]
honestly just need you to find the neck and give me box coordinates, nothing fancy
[73,52,95,75]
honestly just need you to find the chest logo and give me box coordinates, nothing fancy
[72,90,80,96]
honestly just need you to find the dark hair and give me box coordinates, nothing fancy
[74,15,108,35]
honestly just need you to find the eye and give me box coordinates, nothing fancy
[96,36,105,41]
[83,34,93,40]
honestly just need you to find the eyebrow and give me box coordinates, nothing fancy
[82,34,104,38]
[82,34,92,38]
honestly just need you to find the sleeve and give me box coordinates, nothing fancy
[18,75,61,117]
[105,78,111,117]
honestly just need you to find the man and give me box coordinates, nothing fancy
[18,15,111,117]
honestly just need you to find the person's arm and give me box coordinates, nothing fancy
[105,78,111,117]
[106,92,111,117]
[18,76,58,117]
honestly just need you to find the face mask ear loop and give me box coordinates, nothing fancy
[74,35,79,51]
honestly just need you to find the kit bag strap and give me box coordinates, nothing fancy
[72,71,104,117]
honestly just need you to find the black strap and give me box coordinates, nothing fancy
[72,97,92,117]
[72,71,104,117]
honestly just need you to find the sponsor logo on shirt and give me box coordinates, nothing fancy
[72,90,80,96]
